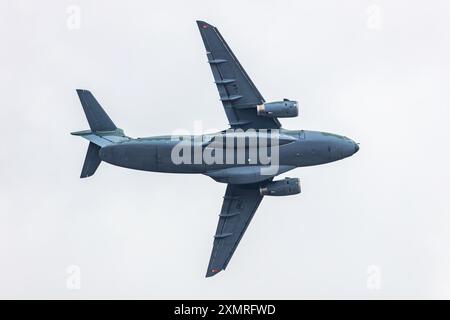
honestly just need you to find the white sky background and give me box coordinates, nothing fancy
[1,0,450,299]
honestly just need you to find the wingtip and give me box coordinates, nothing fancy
[76,89,91,95]
[196,20,214,29]
[205,268,223,278]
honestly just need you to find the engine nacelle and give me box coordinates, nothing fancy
[260,177,301,196]
[257,99,298,118]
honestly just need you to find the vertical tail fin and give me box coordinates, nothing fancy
[80,142,102,178]
[73,89,129,178]
[76,89,116,132]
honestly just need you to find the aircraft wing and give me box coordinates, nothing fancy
[206,183,265,277]
[196,20,281,130]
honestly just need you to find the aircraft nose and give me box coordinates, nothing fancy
[341,139,359,158]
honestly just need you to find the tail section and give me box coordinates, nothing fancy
[80,142,102,178]
[76,89,117,132]
[72,89,130,178]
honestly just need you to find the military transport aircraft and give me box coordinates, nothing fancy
[72,21,359,277]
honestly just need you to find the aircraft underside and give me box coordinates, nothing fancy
[72,20,358,277]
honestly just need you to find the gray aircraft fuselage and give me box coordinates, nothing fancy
[98,129,359,183]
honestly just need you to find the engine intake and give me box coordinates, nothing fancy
[260,177,301,196]
[257,99,298,118]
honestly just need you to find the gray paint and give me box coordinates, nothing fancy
[95,130,357,176]
[72,21,358,277]
[4,0,450,298]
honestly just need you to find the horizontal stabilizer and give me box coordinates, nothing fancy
[71,128,129,147]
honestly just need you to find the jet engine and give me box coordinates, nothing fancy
[260,177,301,196]
[257,99,298,118]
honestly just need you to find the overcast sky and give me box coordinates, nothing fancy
[1,0,450,299]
